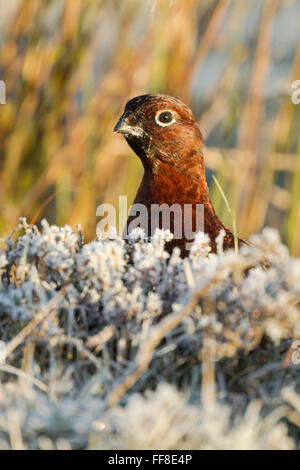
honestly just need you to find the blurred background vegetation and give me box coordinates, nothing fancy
[0,0,300,254]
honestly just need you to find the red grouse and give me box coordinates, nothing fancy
[114,94,240,257]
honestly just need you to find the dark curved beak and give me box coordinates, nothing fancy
[113,115,144,138]
[113,116,129,134]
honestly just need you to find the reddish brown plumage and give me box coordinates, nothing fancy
[114,94,241,257]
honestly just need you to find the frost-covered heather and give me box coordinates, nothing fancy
[0,219,299,450]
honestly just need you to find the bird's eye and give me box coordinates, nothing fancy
[157,111,172,123]
[155,110,176,127]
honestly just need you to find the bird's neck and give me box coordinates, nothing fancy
[137,151,214,209]
[131,157,226,244]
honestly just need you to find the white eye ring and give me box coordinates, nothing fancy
[155,109,176,127]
